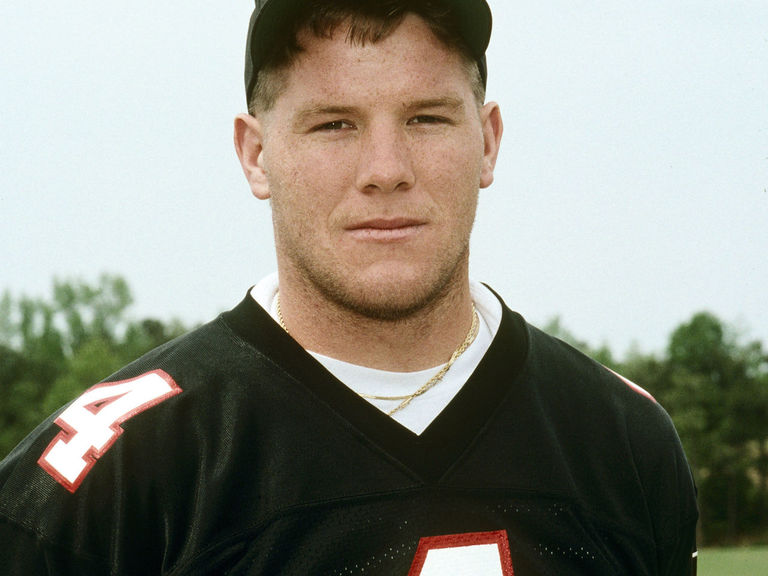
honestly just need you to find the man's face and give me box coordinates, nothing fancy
[248,14,501,320]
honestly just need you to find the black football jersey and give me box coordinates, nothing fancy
[0,290,698,575]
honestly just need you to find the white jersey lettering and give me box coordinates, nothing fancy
[409,531,515,576]
[38,370,182,492]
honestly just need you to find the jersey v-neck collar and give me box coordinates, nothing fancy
[222,289,529,483]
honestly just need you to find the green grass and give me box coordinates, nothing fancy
[699,547,768,575]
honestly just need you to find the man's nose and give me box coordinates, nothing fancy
[354,123,416,194]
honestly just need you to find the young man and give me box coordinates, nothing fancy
[0,1,697,574]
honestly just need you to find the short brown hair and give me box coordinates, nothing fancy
[248,0,485,114]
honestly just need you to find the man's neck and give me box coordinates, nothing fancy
[275,273,475,373]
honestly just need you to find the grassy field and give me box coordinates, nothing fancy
[699,547,768,575]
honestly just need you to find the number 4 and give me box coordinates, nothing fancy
[38,370,182,492]
[408,531,515,576]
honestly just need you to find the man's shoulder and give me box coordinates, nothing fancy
[0,298,280,539]
[478,296,667,437]
[105,293,282,391]
[109,312,241,383]
[503,319,688,466]
[0,319,212,492]
[508,320,697,529]
[525,324,657,408]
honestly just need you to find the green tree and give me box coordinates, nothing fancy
[541,316,616,367]
[663,312,768,544]
[0,275,186,459]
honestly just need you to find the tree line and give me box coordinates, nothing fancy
[1,275,767,546]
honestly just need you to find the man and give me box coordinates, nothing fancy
[0,1,697,574]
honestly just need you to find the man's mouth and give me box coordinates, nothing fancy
[345,218,426,241]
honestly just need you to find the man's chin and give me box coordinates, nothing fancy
[322,275,459,323]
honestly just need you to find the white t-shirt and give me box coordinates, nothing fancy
[250,274,502,435]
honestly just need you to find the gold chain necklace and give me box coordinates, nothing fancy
[275,293,479,416]
[275,294,290,334]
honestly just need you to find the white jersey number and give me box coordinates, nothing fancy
[409,531,515,576]
[38,370,182,492]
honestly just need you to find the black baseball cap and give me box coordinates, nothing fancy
[244,0,492,105]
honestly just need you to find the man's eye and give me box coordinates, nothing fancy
[408,115,446,125]
[315,120,353,131]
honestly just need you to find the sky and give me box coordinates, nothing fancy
[2,0,766,358]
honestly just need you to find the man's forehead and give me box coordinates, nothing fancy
[244,0,492,108]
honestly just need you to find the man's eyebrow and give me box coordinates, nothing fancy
[406,97,466,112]
[293,105,359,126]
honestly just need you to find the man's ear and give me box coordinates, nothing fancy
[234,113,270,199]
[479,102,503,189]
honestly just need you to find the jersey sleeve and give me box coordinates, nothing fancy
[600,364,698,575]
[655,424,698,576]
[623,384,699,576]
[0,521,49,575]
[0,369,185,574]
[657,486,698,575]
[0,518,108,575]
